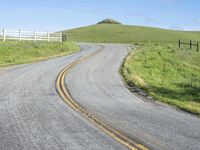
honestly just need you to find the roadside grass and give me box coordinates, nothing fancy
[121,45,200,115]
[63,24,200,44]
[0,41,80,67]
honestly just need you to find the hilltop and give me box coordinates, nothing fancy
[97,19,122,25]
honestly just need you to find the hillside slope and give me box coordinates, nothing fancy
[63,24,200,44]
[0,41,80,67]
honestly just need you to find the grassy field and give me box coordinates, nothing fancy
[63,24,200,44]
[0,41,80,67]
[121,45,200,115]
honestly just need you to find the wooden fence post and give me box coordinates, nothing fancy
[197,42,199,52]
[190,40,192,49]
[3,29,6,41]
[62,35,67,42]
[178,39,181,48]
[60,32,62,42]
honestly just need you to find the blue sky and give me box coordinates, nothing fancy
[0,0,199,31]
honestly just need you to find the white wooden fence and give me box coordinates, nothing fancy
[0,29,63,42]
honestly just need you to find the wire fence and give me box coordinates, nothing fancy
[179,39,199,52]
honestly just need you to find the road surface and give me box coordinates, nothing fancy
[0,44,127,150]
[0,43,200,150]
[66,44,200,150]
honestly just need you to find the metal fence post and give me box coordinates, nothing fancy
[197,42,199,52]
[34,30,36,42]
[47,31,50,42]
[19,29,21,41]
[3,29,6,41]
[178,39,181,48]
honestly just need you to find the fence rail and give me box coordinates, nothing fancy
[0,29,63,42]
[179,39,199,52]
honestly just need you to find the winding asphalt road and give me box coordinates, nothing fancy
[0,43,200,150]
[0,44,127,150]
[66,44,200,150]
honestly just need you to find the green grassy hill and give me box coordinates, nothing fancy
[0,41,80,67]
[63,24,200,44]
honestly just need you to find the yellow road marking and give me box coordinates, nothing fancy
[56,45,150,150]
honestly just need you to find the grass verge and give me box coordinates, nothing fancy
[121,45,200,115]
[0,41,80,67]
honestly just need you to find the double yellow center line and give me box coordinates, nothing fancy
[56,45,149,150]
